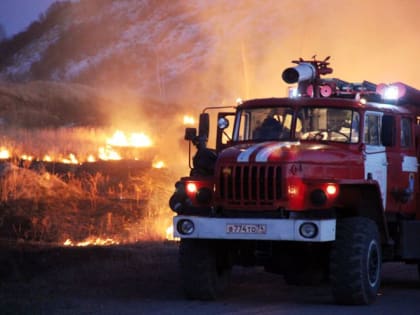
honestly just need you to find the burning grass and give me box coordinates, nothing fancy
[0,127,157,163]
[0,159,175,244]
[0,81,190,247]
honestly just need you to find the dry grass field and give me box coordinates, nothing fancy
[0,81,180,246]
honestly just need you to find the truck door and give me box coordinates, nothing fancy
[398,116,417,215]
[381,115,399,211]
[363,111,387,209]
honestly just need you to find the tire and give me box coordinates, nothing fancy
[179,239,231,300]
[330,217,382,305]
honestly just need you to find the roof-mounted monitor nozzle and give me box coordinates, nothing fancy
[282,57,420,105]
[282,62,317,84]
[282,56,333,97]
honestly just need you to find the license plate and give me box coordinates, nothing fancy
[226,223,267,234]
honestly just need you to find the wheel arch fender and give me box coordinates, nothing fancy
[336,183,391,245]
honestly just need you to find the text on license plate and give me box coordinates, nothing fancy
[226,223,267,234]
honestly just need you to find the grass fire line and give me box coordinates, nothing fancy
[0,128,176,245]
[0,129,154,164]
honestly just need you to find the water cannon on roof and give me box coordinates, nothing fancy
[282,56,333,97]
[282,62,317,84]
[282,57,420,106]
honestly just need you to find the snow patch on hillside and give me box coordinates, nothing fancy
[1,27,61,80]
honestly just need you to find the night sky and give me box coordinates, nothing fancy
[0,0,59,38]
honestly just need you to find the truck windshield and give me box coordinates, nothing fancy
[235,107,293,141]
[234,106,360,143]
[296,107,360,143]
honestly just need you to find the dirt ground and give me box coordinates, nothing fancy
[0,241,179,314]
[0,240,419,315]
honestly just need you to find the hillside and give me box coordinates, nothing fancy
[0,80,107,128]
[1,0,418,107]
[0,79,186,128]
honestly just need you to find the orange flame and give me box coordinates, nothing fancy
[43,155,52,162]
[0,147,10,159]
[166,224,179,241]
[0,129,155,164]
[98,146,121,160]
[21,154,33,161]
[152,160,165,169]
[61,153,79,164]
[183,115,195,125]
[106,130,152,147]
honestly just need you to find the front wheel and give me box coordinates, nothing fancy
[330,217,382,305]
[179,239,231,300]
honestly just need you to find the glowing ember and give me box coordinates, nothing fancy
[183,115,195,125]
[107,130,152,147]
[0,147,10,159]
[63,237,119,247]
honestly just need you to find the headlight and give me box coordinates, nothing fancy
[186,182,197,193]
[325,183,338,197]
[177,219,195,235]
[299,222,318,239]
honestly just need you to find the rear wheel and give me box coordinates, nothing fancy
[330,217,382,305]
[179,239,231,300]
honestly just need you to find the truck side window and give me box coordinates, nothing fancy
[350,112,360,143]
[401,117,412,148]
[381,115,395,147]
[364,114,381,145]
[237,112,250,140]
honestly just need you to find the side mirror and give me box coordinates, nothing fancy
[184,127,197,141]
[218,117,229,129]
[198,113,209,139]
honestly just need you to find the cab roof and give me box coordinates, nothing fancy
[238,97,417,115]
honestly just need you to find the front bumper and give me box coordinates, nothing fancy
[173,216,336,242]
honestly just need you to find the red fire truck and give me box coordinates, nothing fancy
[169,57,420,305]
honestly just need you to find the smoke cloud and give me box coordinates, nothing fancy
[172,0,420,104]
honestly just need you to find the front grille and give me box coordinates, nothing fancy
[219,165,282,206]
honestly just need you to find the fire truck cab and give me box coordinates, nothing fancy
[169,57,420,305]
